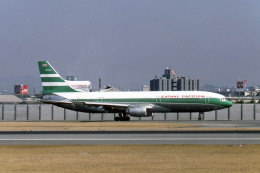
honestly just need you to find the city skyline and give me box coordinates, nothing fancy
[0,65,254,94]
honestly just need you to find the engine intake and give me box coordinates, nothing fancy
[128,107,153,117]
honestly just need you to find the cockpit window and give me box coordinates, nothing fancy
[220,98,226,101]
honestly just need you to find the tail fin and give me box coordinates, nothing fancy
[38,61,78,93]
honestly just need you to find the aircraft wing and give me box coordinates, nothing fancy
[82,101,153,111]
[83,101,129,107]
[82,101,133,111]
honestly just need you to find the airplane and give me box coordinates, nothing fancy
[38,61,233,121]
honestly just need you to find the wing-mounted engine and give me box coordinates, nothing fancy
[127,107,153,117]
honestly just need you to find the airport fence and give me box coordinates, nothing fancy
[0,104,260,121]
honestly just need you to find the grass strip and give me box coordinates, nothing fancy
[1,145,260,173]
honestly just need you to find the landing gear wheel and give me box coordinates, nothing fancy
[114,112,130,121]
[198,113,203,121]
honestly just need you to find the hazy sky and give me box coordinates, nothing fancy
[1,0,260,93]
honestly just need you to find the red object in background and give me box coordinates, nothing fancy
[14,85,28,95]
[20,85,28,95]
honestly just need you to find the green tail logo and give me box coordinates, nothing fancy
[38,61,78,93]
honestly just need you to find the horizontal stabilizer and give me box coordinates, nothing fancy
[41,99,72,104]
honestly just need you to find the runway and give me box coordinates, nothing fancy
[1,131,260,145]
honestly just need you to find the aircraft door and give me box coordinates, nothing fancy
[205,98,210,104]
[98,97,103,102]
[156,96,161,103]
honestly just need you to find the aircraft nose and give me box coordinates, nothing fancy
[225,100,233,108]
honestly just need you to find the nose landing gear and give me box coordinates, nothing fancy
[198,112,204,121]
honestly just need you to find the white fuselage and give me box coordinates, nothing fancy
[56,91,225,101]
[44,90,232,114]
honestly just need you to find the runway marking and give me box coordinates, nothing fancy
[1,138,260,141]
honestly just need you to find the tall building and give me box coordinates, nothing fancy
[150,67,200,91]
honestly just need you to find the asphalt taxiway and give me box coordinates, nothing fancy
[0,130,260,145]
[0,120,260,145]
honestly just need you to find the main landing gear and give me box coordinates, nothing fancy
[114,112,130,121]
[198,112,203,121]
